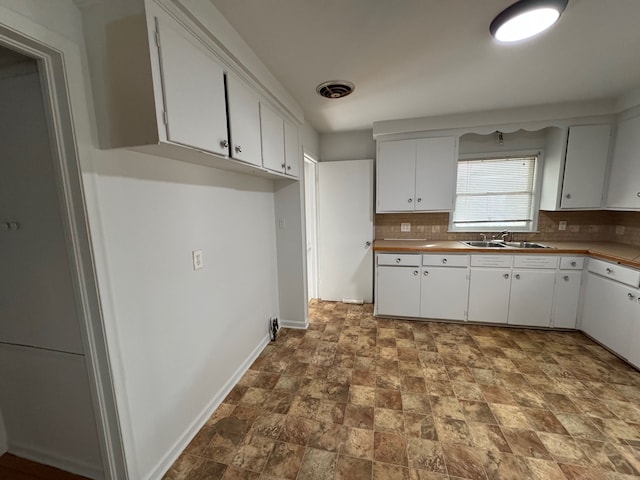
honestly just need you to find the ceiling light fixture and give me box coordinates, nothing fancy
[490,0,568,43]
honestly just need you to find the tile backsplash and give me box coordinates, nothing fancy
[375,210,640,247]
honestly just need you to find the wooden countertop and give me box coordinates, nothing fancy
[373,240,640,268]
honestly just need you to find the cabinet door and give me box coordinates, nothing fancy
[260,102,285,173]
[509,270,555,327]
[226,74,261,166]
[376,266,421,317]
[376,140,416,212]
[581,273,633,356]
[284,118,300,178]
[606,115,640,209]
[415,136,456,211]
[553,271,582,329]
[626,296,640,368]
[420,267,468,321]
[561,125,610,209]
[156,15,228,156]
[467,269,511,324]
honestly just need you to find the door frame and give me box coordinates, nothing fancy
[0,19,127,480]
[303,153,319,300]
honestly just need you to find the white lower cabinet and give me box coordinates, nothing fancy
[553,271,582,328]
[376,265,421,317]
[467,269,511,323]
[509,269,555,327]
[420,267,468,320]
[581,272,634,360]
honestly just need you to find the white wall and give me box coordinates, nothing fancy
[301,122,320,159]
[89,150,279,479]
[0,63,102,476]
[320,129,375,161]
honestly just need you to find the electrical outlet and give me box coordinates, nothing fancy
[401,223,411,232]
[278,218,286,229]
[616,225,625,235]
[558,221,567,231]
[192,250,203,270]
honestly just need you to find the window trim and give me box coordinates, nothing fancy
[449,149,544,233]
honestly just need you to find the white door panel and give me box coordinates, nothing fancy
[318,160,374,302]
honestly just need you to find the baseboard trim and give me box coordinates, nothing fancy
[145,333,270,480]
[280,318,309,329]
[8,442,103,480]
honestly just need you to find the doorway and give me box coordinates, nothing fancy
[0,31,125,479]
[304,154,319,301]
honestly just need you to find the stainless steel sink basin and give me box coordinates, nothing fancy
[504,241,555,249]
[462,241,507,248]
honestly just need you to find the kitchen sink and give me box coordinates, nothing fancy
[462,241,507,248]
[462,240,555,249]
[503,241,555,249]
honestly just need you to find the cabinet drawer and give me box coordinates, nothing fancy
[422,254,468,267]
[470,255,512,268]
[377,254,421,267]
[559,257,584,270]
[588,258,640,288]
[513,256,559,269]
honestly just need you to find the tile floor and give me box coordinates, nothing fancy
[164,300,640,479]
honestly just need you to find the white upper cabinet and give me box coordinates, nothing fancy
[260,102,299,178]
[226,73,261,166]
[156,13,228,156]
[377,136,456,213]
[540,125,611,210]
[606,114,640,210]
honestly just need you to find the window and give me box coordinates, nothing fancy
[451,154,539,231]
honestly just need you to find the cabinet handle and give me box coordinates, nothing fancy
[564,275,570,281]
[442,258,447,264]
[606,268,613,274]
[565,193,572,199]
[571,261,577,267]
[515,274,521,280]
[235,145,242,153]
[417,198,422,203]
[504,273,509,279]
[396,258,401,263]
[424,270,429,276]
[220,139,229,148]
[408,198,413,203]
[628,293,636,300]
[413,270,419,276]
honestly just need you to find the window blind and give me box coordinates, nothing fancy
[452,156,537,229]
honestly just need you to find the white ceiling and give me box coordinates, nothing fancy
[210,0,640,134]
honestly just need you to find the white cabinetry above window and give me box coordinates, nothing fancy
[606,114,640,210]
[376,137,456,213]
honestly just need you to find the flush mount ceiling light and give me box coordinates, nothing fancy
[490,0,568,43]
[316,80,355,99]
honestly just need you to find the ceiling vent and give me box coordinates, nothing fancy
[316,80,355,99]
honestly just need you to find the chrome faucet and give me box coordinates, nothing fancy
[500,230,511,242]
[480,233,487,241]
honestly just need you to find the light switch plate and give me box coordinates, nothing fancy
[401,223,411,232]
[192,250,203,270]
[558,221,567,231]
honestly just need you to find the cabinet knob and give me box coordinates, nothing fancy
[637,192,640,197]
[413,270,419,276]
[281,163,286,168]
[220,139,229,148]
[287,165,291,170]
[442,258,447,264]
[504,273,509,279]
[365,241,372,248]
[565,193,572,199]
[408,198,413,203]
[606,268,613,274]
[628,293,636,300]
[235,145,242,153]
[417,198,422,203]
[564,275,570,281]
[515,274,521,280]
[396,258,401,263]
[571,261,577,267]
[424,270,429,276]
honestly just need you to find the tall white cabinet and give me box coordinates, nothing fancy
[606,113,640,210]
[376,136,456,213]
